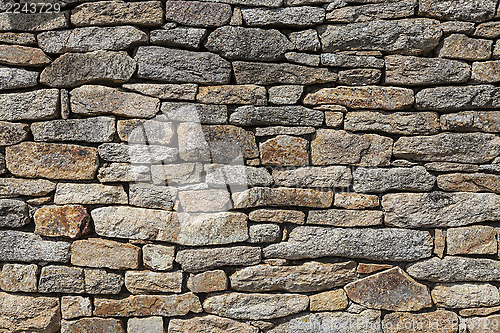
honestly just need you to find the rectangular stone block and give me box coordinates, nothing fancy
[54,183,128,205]
[125,271,183,294]
[345,111,440,135]
[0,89,58,121]
[71,238,140,270]
[232,187,333,209]
[176,246,261,272]
[31,117,116,143]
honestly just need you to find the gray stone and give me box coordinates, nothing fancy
[311,130,393,166]
[345,111,440,135]
[285,52,320,66]
[232,187,333,209]
[71,85,160,118]
[98,143,177,164]
[197,85,267,105]
[475,21,500,38]
[0,263,38,293]
[230,261,356,292]
[0,154,4,175]
[203,293,308,320]
[205,164,273,187]
[40,50,135,88]
[321,53,385,68]
[84,269,124,295]
[272,166,352,188]
[161,102,227,124]
[439,34,492,60]
[206,26,291,61]
[441,20,476,34]
[307,209,383,227]
[385,55,470,85]
[264,226,433,261]
[150,27,206,50]
[255,126,315,136]
[143,244,175,271]
[203,125,259,162]
[31,117,115,143]
[288,29,320,51]
[437,173,500,193]
[39,265,84,293]
[0,89,59,121]
[0,66,38,90]
[242,6,325,27]
[269,310,382,333]
[192,0,282,6]
[467,315,500,333]
[233,61,337,85]
[129,184,177,210]
[135,46,231,84]
[151,163,202,185]
[0,178,56,199]
[249,209,305,224]
[338,68,381,85]
[54,183,127,205]
[393,133,500,163]
[177,122,211,162]
[268,85,304,105]
[0,199,28,228]
[327,0,417,22]
[248,224,280,243]
[97,163,151,183]
[168,315,259,333]
[407,256,500,282]
[125,270,183,294]
[353,166,435,193]
[319,18,442,54]
[419,0,498,22]
[61,296,92,320]
[37,26,147,53]
[382,192,500,228]
[117,117,175,144]
[71,1,164,27]
[0,11,69,31]
[230,105,323,126]
[0,32,36,45]
[128,317,164,333]
[432,283,500,309]
[165,1,232,27]
[176,246,261,272]
[123,83,197,100]
[0,121,29,146]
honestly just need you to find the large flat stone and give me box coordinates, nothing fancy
[168,315,259,333]
[152,26,207,50]
[0,178,55,199]
[161,102,227,124]
[353,166,435,193]
[0,45,50,67]
[71,238,140,270]
[129,183,176,210]
[165,0,231,27]
[176,246,261,272]
[203,292,308,320]
[230,105,323,126]
[230,261,356,292]
[39,265,85,294]
[260,135,309,166]
[304,86,414,110]
[311,130,393,166]
[135,46,231,84]
[0,66,38,90]
[241,6,325,27]
[383,192,500,228]
[205,164,273,187]
[233,61,337,85]
[345,111,440,135]
[54,183,127,205]
[61,318,124,333]
[439,34,492,60]
[125,271,183,294]
[319,18,442,54]
[327,0,416,23]
[0,89,59,121]
[6,142,98,180]
[123,83,197,100]
[202,125,259,162]
[0,263,38,293]
[432,283,500,309]
[264,226,433,261]
[0,12,69,31]
[0,230,70,263]
[40,50,135,88]
[232,187,333,208]
[394,133,500,163]
[419,0,498,22]
[197,85,267,105]
[447,225,498,255]
[383,310,458,333]
[437,173,500,193]
[307,209,383,227]
[31,117,115,143]
[416,85,500,111]
[273,166,352,188]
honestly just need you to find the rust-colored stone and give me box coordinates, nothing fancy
[34,205,90,239]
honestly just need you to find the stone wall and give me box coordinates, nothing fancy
[0,0,500,332]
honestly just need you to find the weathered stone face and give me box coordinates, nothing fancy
[334,192,379,209]
[187,270,228,293]
[61,318,125,333]
[327,0,417,23]
[319,19,442,54]
[0,66,38,90]
[307,209,383,227]
[31,117,116,143]
[441,111,500,132]
[260,135,309,166]
[54,183,127,205]
[439,34,492,60]
[345,267,432,311]
[272,166,351,188]
[176,246,261,272]
[233,187,333,209]
[197,85,267,105]
[203,125,259,162]
[169,315,259,333]
[71,238,140,270]
[125,271,183,294]
[419,0,498,22]
[143,244,175,271]
[151,27,207,50]
[383,310,458,333]
[353,166,435,193]
[249,209,305,224]
[345,111,440,135]
[61,296,92,320]
[437,173,500,193]
[124,83,197,100]
[0,199,28,228]
[0,263,38,292]
[230,261,356,292]
[432,283,500,309]
[0,12,69,31]
[447,225,497,255]
[165,1,231,27]
[309,289,348,312]
[230,105,323,126]
[264,226,433,261]
[6,142,99,180]
[242,6,325,27]
[0,89,59,121]
[34,205,90,239]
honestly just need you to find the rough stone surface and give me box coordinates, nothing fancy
[345,267,432,311]
[203,292,309,320]
[321,53,384,68]
[168,315,259,333]
[260,135,309,166]
[231,105,323,126]
[54,183,127,205]
[273,166,351,188]
[288,29,320,51]
[416,85,500,111]
[162,102,227,124]
[165,1,232,27]
[439,34,492,61]
[34,205,90,239]
[38,265,85,294]
[432,283,500,309]
[472,60,500,83]
[187,270,228,293]
[0,45,50,67]
[311,130,393,166]
[71,238,140,270]
[233,187,333,209]
[176,246,261,272]
[419,0,498,22]
[150,27,207,50]
[334,192,379,209]
[327,1,417,23]
[0,89,59,121]
[307,209,383,227]
[230,261,356,292]
[249,209,305,224]
[319,19,442,54]
[128,317,164,333]
[116,118,173,144]
[242,6,325,27]
[447,225,497,255]
[264,226,433,261]
[383,310,459,333]
[123,83,197,100]
[129,184,176,210]
[309,289,349,312]
[6,142,98,180]
[197,85,266,105]
[203,125,259,162]
[345,111,440,135]
[441,111,500,132]
[61,296,92,320]
[40,51,135,88]
[437,173,500,193]
[61,318,124,332]
[143,244,175,271]
[0,199,28,228]
[0,12,69,31]
[0,263,38,292]
[125,271,183,294]
[84,269,123,295]
[135,46,231,84]
[0,66,38,90]
[31,117,116,143]
[205,164,273,187]
[383,192,500,228]
[353,166,435,193]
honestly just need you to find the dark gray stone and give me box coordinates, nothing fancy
[230,106,324,126]
[31,117,116,143]
[150,27,207,50]
[0,199,29,228]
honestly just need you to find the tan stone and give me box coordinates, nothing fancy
[334,193,379,209]
[307,209,383,227]
[94,293,202,317]
[61,318,125,333]
[0,45,51,67]
[197,85,267,105]
[0,292,60,333]
[71,238,140,270]
[168,315,259,333]
[6,142,98,180]
[117,118,174,144]
[151,163,202,185]
[0,263,37,292]
[357,263,393,274]
[176,246,261,273]
[187,270,228,293]
[0,178,56,199]
[472,61,500,83]
[432,283,500,309]
[439,34,492,60]
[467,314,500,333]
[203,125,259,162]
[309,289,348,312]
[447,225,497,255]
[233,187,333,209]
[440,111,500,133]
[54,183,128,205]
[383,310,459,333]
[435,229,446,258]
[248,209,305,224]
[61,296,92,320]
[143,244,175,272]
[178,189,231,212]
[0,122,29,146]
[475,22,500,38]
[311,129,393,166]
[260,135,309,166]
[325,111,344,127]
[122,83,197,100]
[230,261,356,292]
[345,111,440,135]
[125,271,183,294]
[304,86,414,110]
[34,205,90,239]
[460,305,500,317]
[345,267,432,311]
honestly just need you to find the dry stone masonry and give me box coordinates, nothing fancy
[0,0,500,332]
